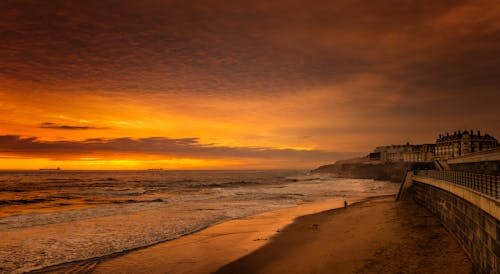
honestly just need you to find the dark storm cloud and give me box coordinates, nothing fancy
[39,122,109,130]
[2,0,499,95]
[1,0,328,93]
[1,0,500,149]
[0,135,357,161]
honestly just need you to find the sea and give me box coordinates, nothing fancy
[0,170,399,273]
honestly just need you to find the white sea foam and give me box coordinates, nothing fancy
[0,170,399,273]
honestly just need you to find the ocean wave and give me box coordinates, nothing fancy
[0,188,25,192]
[45,178,85,182]
[0,198,53,205]
[191,181,261,188]
[111,198,165,204]
[0,170,400,273]
[175,179,198,183]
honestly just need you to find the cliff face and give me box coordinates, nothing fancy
[312,159,433,182]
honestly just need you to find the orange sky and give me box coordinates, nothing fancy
[1,0,499,169]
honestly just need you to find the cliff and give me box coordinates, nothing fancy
[312,158,433,182]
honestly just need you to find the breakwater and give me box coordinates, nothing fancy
[313,159,433,182]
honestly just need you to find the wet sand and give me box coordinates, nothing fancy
[92,197,365,274]
[216,197,472,274]
[38,197,366,273]
[33,195,472,274]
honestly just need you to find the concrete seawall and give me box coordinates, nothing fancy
[447,148,500,176]
[407,175,499,273]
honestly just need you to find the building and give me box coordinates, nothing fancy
[369,129,498,163]
[402,144,436,162]
[373,144,408,162]
[435,130,499,159]
[373,143,435,163]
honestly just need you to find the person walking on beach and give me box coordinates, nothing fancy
[344,200,348,208]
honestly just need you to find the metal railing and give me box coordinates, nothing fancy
[415,170,499,200]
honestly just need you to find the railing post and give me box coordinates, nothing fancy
[477,174,480,193]
[488,175,492,196]
[474,174,477,192]
[481,174,484,194]
[476,174,481,191]
[482,174,486,194]
[472,173,475,189]
[487,175,490,195]
[496,176,498,199]
[481,174,484,193]
[490,176,494,197]
[483,174,488,193]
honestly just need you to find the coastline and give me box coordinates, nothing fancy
[216,196,472,274]
[29,193,473,274]
[3,173,401,274]
[31,195,384,273]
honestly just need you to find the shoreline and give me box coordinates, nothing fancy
[30,195,392,273]
[28,192,472,274]
[216,196,472,274]
[2,174,400,273]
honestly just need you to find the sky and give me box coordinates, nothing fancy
[1,0,500,169]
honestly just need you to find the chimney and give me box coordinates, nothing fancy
[477,130,481,137]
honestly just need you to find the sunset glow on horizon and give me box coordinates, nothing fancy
[1,0,500,170]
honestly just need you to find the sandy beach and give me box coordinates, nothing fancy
[2,171,400,273]
[52,197,363,274]
[33,195,472,274]
[216,197,472,274]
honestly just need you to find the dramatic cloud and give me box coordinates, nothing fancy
[2,0,500,95]
[0,0,499,168]
[0,135,358,163]
[39,122,109,130]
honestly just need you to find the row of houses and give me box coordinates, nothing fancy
[370,143,436,162]
[435,130,498,159]
[369,130,499,162]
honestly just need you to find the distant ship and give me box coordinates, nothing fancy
[39,167,61,171]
